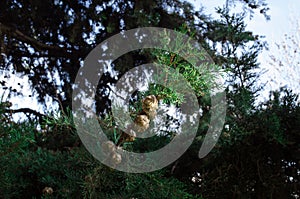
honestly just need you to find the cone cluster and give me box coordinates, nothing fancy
[142,95,159,120]
[121,95,159,144]
[104,95,159,165]
[102,140,122,165]
[102,95,158,165]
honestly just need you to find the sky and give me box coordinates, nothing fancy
[1,0,300,120]
[190,0,300,101]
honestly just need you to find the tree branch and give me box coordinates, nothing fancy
[1,23,61,51]
[4,108,45,121]
[0,22,85,59]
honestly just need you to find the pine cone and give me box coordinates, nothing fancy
[102,141,116,154]
[142,95,158,113]
[142,95,158,119]
[112,152,122,165]
[117,130,136,146]
[42,187,53,195]
[133,114,150,133]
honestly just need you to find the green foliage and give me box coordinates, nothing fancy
[38,108,79,150]
[0,147,88,198]
[123,171,203,199]
[42,108,74,131]
[195,88,300,198]
[83,165,203,199]
[149,27,220,105]
[168,7,299,199]
[1,100,203,198]
[0,101,35,155]
[0,103,87,198]
[255,87,300,145]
